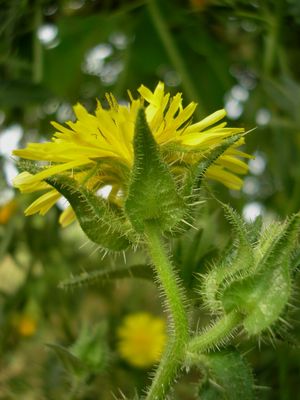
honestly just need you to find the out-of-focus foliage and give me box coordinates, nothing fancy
[1,0,300,399]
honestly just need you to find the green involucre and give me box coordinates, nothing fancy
[47,175,132,251]
[125,107,185,233]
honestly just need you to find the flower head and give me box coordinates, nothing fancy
[117,312,166,368]
[13,82,250,224]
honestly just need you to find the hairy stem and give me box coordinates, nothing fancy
[144,223,189,400]
[186,311,242,362]
[147,0,204,119]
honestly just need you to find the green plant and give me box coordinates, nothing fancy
[13,84,300,400]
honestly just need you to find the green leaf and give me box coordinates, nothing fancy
[125,107,185,233]
[70,323,109,373]
[47,175,132,251]
[197,350,255,400]
[46,343,86,377]
[59,264,153,290]
[47,324,109,377]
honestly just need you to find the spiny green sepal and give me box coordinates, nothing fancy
[182,134,243,198]
[222,260,291,335]
[125,107,185,233]
[47,175,132,251]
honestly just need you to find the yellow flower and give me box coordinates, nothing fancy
[117,312,167,368]
[16,315,37,337]
[0,200,17,224]
[13,82,250,222]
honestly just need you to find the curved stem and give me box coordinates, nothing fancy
[147,0,205,119]
[186,311,242,363]
[144,223,189,400]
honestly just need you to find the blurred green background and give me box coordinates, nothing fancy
[0,0,300,399]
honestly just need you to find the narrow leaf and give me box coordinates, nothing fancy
[59,264,154,290]
[70,323,109,373]
[46,343,86,377]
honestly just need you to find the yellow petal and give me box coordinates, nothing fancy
[24,190,60,216]
[138,82,164,106]
[185,109,227,133]
[206,165,244,190]
[20,159,92,185]
[59,206,76,227]
[13,172,50,193]
[217,155,249,175]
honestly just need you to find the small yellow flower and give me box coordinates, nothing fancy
[117,312,167,368]
[13,82,250,223]
[0,200,17,224]
[17,315,37,337]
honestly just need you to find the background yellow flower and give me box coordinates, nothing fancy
[0,200,17,224]
[17,316,37,337]
[117,312,166,368]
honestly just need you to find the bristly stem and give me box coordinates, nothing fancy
[144,222,189,400]
[186,311,242,362]
[147,0,205,119]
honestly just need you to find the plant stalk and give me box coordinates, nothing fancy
[144,222,189,400]
[186,311,242,362]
